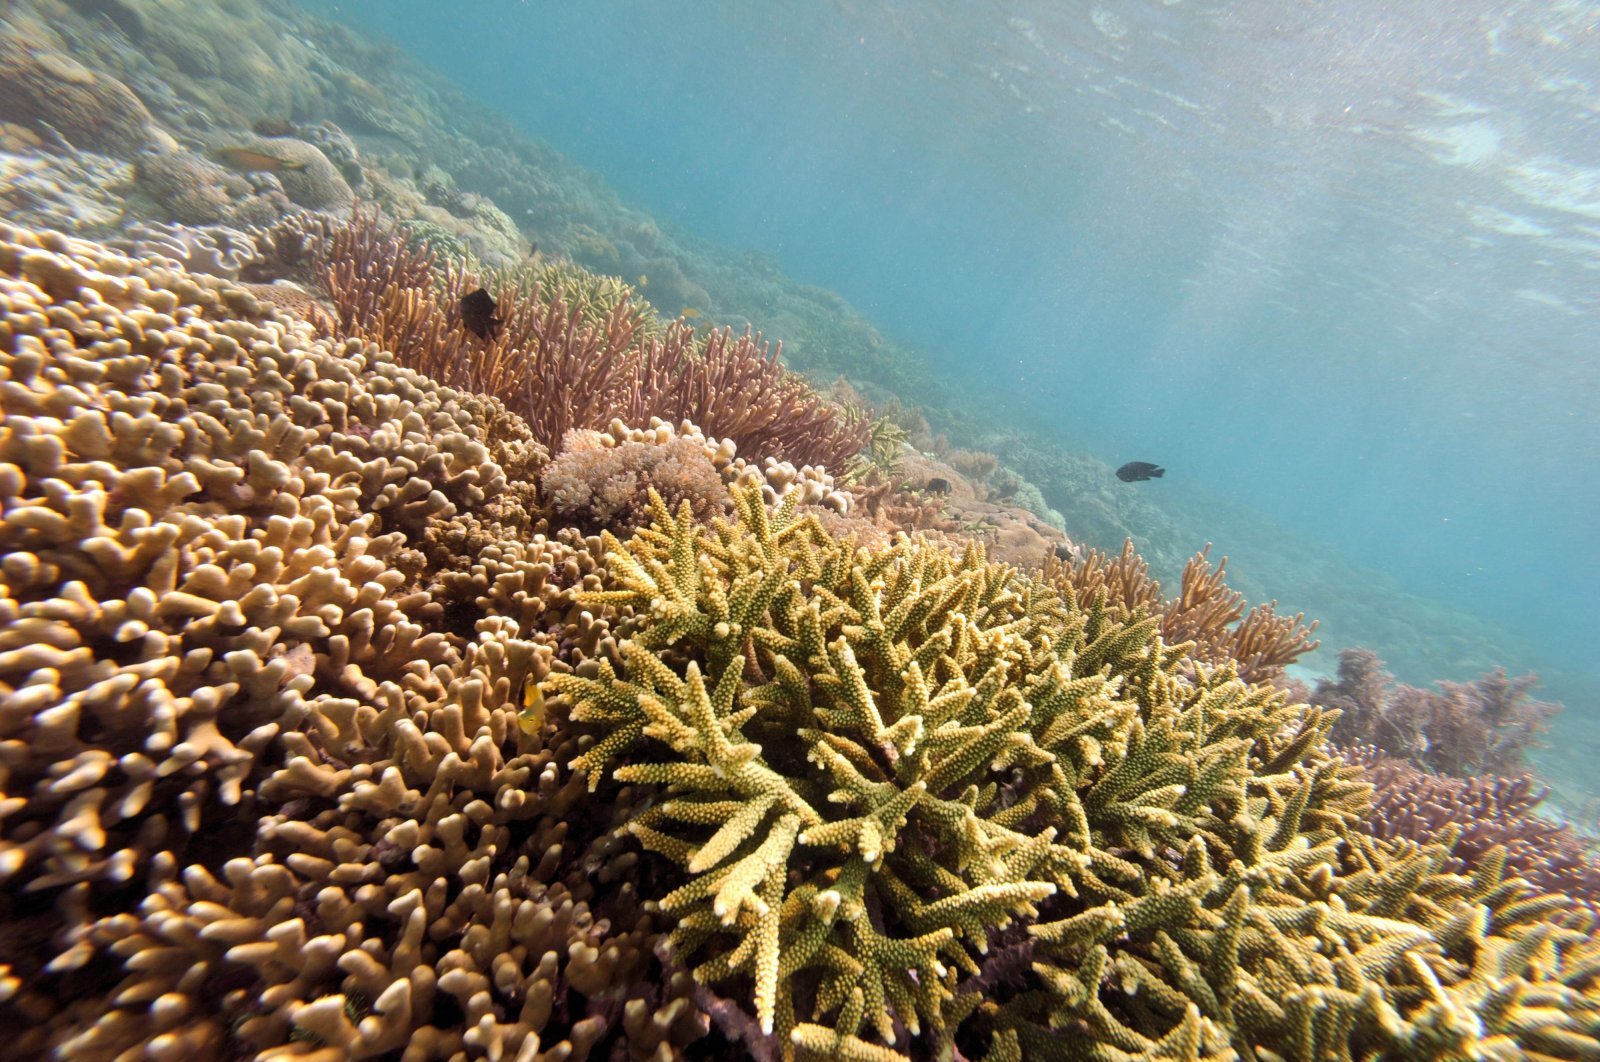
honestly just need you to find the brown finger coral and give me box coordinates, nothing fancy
[0,222,712,1060]
[1043,539,1320,683]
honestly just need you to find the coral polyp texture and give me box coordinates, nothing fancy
[0,223,1597,1062]
[551,488,1600,1059]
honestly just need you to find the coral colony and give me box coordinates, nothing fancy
[1,0,1597,1058]
[1,221,1597,1061]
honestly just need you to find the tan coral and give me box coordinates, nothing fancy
[539,416,851,536]
[214,136,354,212]
[0,223,707,1059]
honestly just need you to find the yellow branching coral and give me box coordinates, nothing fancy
[552,484,1600,1061]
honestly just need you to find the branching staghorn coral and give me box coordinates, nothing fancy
[1345,744,1600,915]
[550,487,1600,1061]
[1043,541,1320,685]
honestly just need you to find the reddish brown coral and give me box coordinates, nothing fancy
[1345,745,1600,915]
[636,325,871,473]
[315,213,870,473]
[1042,541,1319,684]
[1317,648,1559,777]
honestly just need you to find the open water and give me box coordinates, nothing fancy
[308,0,1600,793]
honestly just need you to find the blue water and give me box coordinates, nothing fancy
[311,2,1599,726]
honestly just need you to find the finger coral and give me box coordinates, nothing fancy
[1044,540,1321,684]
[1346,744,1600,915]
[550,484,1600,1060]
[0,222,702,1059]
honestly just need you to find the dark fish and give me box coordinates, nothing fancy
[1116,461,1165,483]
[926,477,952,495]
[459,287,501,340]
[252,118,297,138]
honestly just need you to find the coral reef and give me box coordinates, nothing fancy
[1316,648,1559,777]
[0,224,695,1059]
[0,147,133,233]
[109,220,262,279]
[541,417,850,537]
[131,147,290,227]
[1044,540,1320,685]
[1345,746,1600,915]
[550,483,1600,1060]
[0,0,1593,1051]
[318,212,871,471]
[846,450,1075,569]
[543,427,731,535]
[0,32,152,154]
[209,135,355,212]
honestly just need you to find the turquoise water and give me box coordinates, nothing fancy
[311,1,1599,761]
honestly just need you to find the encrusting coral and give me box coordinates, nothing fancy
[548,485,1600,1060]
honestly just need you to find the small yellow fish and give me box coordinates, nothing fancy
[209,146,309,173]
[637,273,649,287]
[517,676,548,737]
[679,307,701,320]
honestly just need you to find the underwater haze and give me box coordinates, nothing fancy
[312,2,1598,735]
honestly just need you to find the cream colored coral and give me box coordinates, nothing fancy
[590,416,851,514]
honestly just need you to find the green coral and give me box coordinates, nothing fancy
[547,485,1600,1061]
[843,411,910,483]
[507,256,665,339]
